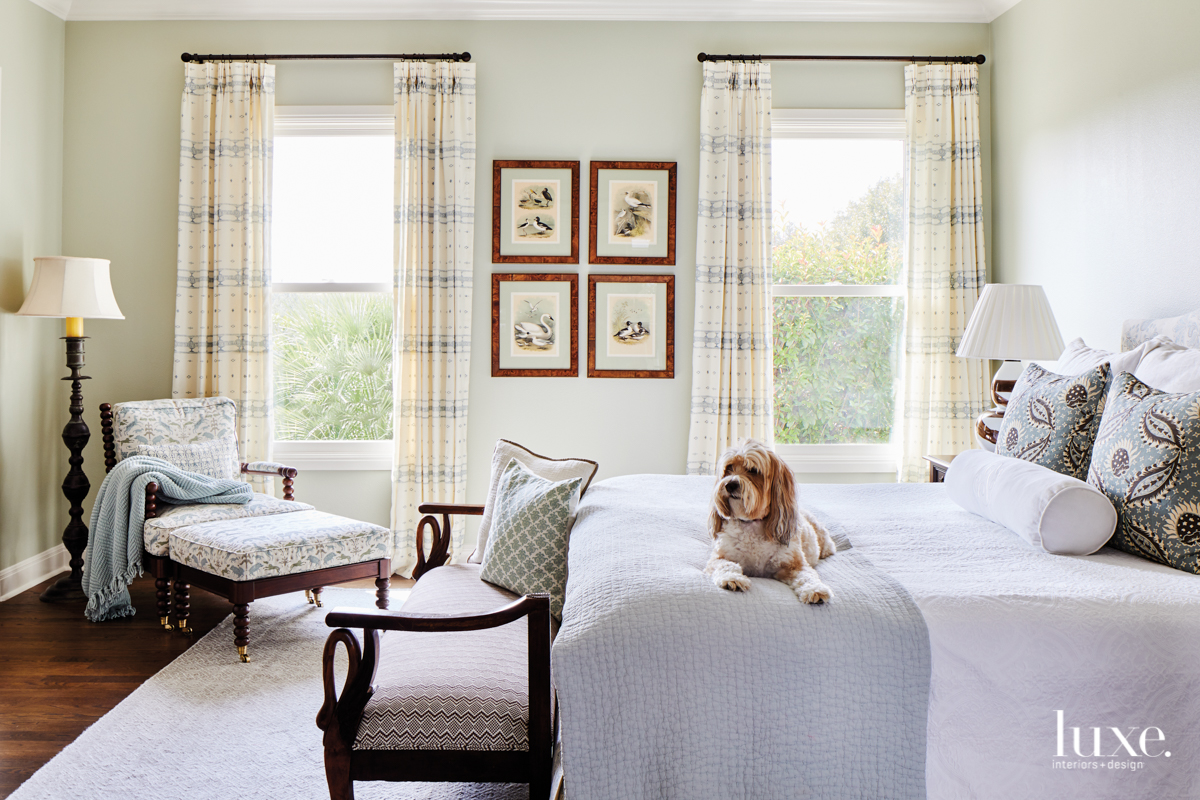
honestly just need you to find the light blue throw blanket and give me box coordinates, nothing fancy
[82,456,253,622]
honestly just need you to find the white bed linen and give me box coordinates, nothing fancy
[808,482,1200,800]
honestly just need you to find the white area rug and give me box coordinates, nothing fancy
[10,587,528,800]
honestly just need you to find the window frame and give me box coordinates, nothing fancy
[771,109,907,475]
[271,105,395,471]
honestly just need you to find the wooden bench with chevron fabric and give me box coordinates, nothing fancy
[101,397,393,663]
[317,440,598,800]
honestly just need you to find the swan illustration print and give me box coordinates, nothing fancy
[608,181,656,245]
[607,293,655,358]
[512,180,560,244]
[511,295,559,357]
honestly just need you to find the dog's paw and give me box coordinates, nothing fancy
[716,572,752,592]
[794,582,832,604]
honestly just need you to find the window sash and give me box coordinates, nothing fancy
[771,110,906,473]
[271,108,397,461]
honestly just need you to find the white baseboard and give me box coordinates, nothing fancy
[0,544,69,602]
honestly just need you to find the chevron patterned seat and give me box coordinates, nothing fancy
[355,565,531,751]
[320,513,554,800]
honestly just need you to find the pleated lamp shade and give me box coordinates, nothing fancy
[957,284,1064,361]
[16,256,124,319]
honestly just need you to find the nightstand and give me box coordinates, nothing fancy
[923,454,956,483]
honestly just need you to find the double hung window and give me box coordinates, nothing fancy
[271,106,395,470]
[771,110,907,473]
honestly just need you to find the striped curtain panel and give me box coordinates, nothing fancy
[390,62,476,575]
[172,62,275,492]
[898,63,989,482]
[686,62,774,476]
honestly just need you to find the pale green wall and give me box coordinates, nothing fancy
[0,0,66,572]
[992,0,1200,351]
[58,20,990,545]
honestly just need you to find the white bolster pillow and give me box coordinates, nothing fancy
[945,449,1117,555]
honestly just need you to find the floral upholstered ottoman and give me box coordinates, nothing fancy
[165,510,392,662]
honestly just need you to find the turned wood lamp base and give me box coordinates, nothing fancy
[40,332,92,604]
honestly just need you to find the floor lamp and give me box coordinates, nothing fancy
[956,283,1065,450]
[17,257,124,603]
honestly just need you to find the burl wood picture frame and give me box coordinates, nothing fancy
[492,273,579,377]
[587,273,675,379]
[589,161,677,266]
[492,160,580,264]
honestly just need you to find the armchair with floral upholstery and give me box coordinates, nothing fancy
[99,397,308,632]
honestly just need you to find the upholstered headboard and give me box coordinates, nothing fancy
[1122,308,1200,351]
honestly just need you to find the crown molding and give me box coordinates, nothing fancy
[61,0,1023,23]
[26,0,72,20]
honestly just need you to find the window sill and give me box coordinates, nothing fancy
[775,443,897,474]
[272,440,392,471]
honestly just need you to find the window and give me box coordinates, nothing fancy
[271,106,395,470]
[771,110,907,473]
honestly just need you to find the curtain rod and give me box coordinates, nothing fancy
[697,53,985,64]
[181,52,471,63]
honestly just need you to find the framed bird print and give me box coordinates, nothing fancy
[588,161,677,266]
[587,274,674,378]
[493,160,580,264]
[492,273,579,377]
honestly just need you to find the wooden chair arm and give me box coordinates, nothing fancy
[325,594,549,634]
[411,503,485,581]
[416,503,485,516]
[240,462,299,501]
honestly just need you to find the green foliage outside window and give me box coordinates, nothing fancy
[273,293,394,441]
[773,175,906,444]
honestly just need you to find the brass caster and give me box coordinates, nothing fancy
[177,621,193,637]
[305,589,314,605]
[312,592,323,608]
[160,616,174,631]
[238,646,250,663]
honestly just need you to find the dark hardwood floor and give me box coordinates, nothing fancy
[0,571,409,797]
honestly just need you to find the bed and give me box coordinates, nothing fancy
[551,312,1200,800]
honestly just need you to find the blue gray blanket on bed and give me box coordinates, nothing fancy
[552,475,931,800]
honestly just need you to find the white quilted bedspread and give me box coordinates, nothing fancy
[811,482,1200,800]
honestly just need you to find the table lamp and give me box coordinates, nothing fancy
[956,283,1065,450]
[17,256,124,603]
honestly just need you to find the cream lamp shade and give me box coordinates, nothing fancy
[16,256,124,320]
[957,283,1064,362]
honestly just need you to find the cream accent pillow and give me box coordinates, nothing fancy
[946,449,1116,556]
[469,440,598,563]
[1051,336,1167,377]
[1132,337,1200,393]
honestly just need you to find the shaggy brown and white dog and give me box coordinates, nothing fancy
[704,439,837,604]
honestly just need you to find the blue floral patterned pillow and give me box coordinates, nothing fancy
[995,362,1110,480]
[1088,372,1200,572]
[135,435,240,480]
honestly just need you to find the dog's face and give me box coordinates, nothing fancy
[713,440,776,522]
[710,439,797,545]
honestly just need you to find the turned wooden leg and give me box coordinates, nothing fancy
[375,577,390,610]
[155,577,173,630]
[174,581,191,636]
[311,587,324,608]
[233,603,251,663]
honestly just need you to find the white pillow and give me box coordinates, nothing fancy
[945,449,1116,556]
[1050,336,1165,377]
[1132,337,1200,393]
[469,439,598,563]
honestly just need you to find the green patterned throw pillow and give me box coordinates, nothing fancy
[995,362,1110,480]
[479,458,583,619]
[1088,371,1200,572]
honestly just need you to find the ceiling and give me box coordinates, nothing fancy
[31,0,1023,23]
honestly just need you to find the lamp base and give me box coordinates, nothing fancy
[39,573,87,603]
[975,360,1024,450]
